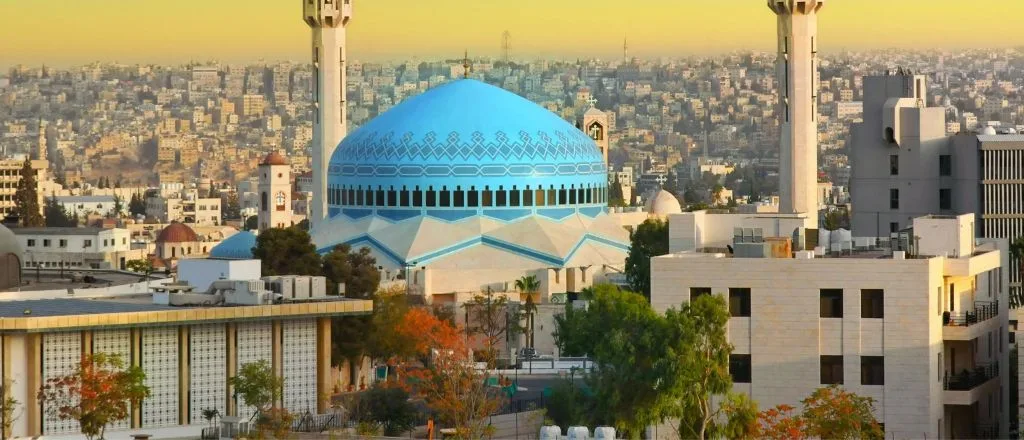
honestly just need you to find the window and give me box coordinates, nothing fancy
[820,355,843,384]
[84,240,92,247]
[729,288,751,317]
[690,287,711,300]
[890,155,899,175]
[426,187,436,207]
[440,187,451,207]
[889,188,899,210]
[938,353,942,382]
[940,188,951,210]
[820,289,843,318]
[729,354,751,383]
[482,187,493,207]
[937,286,942,316]
[400,187,410,207]
[861,289,884,319]
[27,239,35,247]
[387,189,397,206]
[496,187,507,207]
[453,186,464,207]
[413,187,422,207]
[939,155,952,176]
[43,239,51,247]
[510,187,520,207]
[861,356,884,385]
[523,187,533,206]
[468,187,479,207]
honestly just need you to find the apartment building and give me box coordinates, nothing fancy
[0,157,46,218]
[146,189,221,225]
[651,213,1009,439]
[12,227,143,270]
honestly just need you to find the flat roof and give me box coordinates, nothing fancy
[0,298,176,318]
[11,227,115,236]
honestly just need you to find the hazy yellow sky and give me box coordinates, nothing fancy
[1,0,1022,68]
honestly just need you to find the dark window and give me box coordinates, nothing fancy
[523,187,533,206]
[510,187,520,207]
[365,189,373,206]
[468,187,479,207]
[426,186,436,207]
[861,289,884,319]
[729,354,752,383]
[729,288,751,317]
[940,188,951,210]
[413,187,422,207]
[356,188,364,205]
[820,289,843,318]
[569,187,577,204]
[820,355,844,384]
[376,189,385,206]
[889,222,899,234]
[400,187,410,207]
[347,189,355,205]
[890,155,899,176]
[559,187,568,205]
[536,189,546,206]
[889,188,899,210]
[261,192,268,211]
[440,187,451,207]
[861,356,884,385]
[482,186,493,207]
[939,155,952,176]
[690,287,712,299]
[387,188,397,206]
[454,186,465,207]
[547,188,556,206]
[496,187,507,207]
[586,187,593,204]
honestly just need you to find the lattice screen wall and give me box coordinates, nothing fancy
[236,321,272,422]
[93,329,132,431]
[142,327,178,428]
[282,319,318,414]
[42,332,81,435]
[190,324,227,424]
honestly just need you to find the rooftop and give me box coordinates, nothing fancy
[11,227,115,236]
[0,297,176,318]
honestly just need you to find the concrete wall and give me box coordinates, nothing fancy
[177,258,261,292]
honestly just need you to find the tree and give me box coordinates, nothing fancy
[322,244,380,298]
[754,404,806,440]
[223,192,241,220]
[44,196,77,227]
[0,380,21,440]
[125,259,154,281]
[515,275,540,349]
[464,289,518,368]
[37,353,150,440]
[252,226,322,276]
[800,386,883,440]
[111,194,123,218]
[625,219,670,300]
[553,285,677,438]
[544,377,590,429]
[229,360,283,416]
[13,158,43,227]
[666,294,756,440]
[608,175,626,207]
[128,193,147,218]
[351,384,418,436]
[397,308,502,438]
[244,215,259,231]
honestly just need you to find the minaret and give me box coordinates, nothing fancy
[258,152,293,233]
[304,0,351,230]
[769,0,823,227]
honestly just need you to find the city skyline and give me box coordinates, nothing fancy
[3,0,1024,69]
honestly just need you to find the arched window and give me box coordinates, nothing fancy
[510,186,521,207]
[586,185,593,204]
[569,185,577,204]
[426,186,437,207]
[400,186,410,207]
[413,186,423,207]
[559,186,568,206]
[496,186,507,207]
[454,186,465,207]
[376,187,385,206]
[523,186,533,206]
[387,187,397,206]
[365,188,374,206]
[468,186,479,207]
[547,187,557,206]
[440,186,451,207]
[356,187,364,205]
[347,188,355,205]
[577,187,585,204]
[482,186,493,207]
[260,192,268,211]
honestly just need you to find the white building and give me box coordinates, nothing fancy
[257,152,293,232]
[53,195,124,217]
[651,213,1009,439]
[12,227,142,270]
[146,189,221,226]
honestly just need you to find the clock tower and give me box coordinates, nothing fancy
[581,102,610,167]
[258,151,293,233]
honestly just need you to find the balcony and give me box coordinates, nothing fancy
[943,300,1000,341]
[943,362,1000,405]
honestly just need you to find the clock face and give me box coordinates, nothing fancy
[275,191,286,207]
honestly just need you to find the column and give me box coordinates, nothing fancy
[316,318,332,413]
[25,333,41,437]
[81,330,93,357]
[130,329,142,429]
[2,335,11,440]
[178,326,190,426]
[225,323,237,417]
[271,320,283,409]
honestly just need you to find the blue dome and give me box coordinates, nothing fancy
[326,79,608,213]
[209,231,256,259]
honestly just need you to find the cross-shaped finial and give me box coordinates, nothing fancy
[586,96,598,108]
[462,50,471,79]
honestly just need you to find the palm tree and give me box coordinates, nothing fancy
[1010,237,1024,308]
[514,275,540,349]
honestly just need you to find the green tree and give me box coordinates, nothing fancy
[0,380,21,440]
[544,377,590,429]
[44,196,77,227]
[625,219,670,300]
[229,360,283,415]
[608,175,626,207]
[351,384,418,436]
[38,353,149,440]
[244,215,259,231]
[666,294,756,439]
[223,192,241,220]
[126,259,154,281]
[514,275,541,348]
[13,158,43,227]
[553,285,677,438]
[128,193,147,218]
[252,226,322,276]
[322,244,380,298]
[111,195,123,218]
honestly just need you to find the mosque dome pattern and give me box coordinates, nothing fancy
[209,230,256,259]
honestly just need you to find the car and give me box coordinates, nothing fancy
[519,347,538,359]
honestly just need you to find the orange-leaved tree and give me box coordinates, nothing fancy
[396,307,502,438]
[754,404,806,440]
[753,386,883,440]
[38,353,149,440]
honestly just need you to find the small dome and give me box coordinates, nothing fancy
[645,190,682,216]
[261,152,288,166]
[981,126,997,136]
[0,224,23,261]
[209,230,256,259]
[156,222,199,243]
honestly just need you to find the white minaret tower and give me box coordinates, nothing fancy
[304,0,351,230]
[258,152,293,233]
[769,0,822,227]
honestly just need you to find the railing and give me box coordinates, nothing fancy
[291,412,347,433]
[944,300,999,327]
[944,362,999,391]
